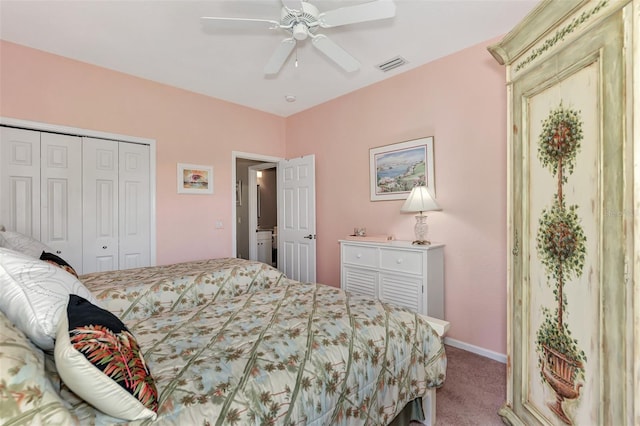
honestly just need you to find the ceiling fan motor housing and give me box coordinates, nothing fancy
[281,2,320,40]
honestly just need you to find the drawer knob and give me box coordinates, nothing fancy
[396,258,403,264]
[56,250,62,254]
[356,254,362,259]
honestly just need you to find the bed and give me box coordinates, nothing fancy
[0,250,447,425]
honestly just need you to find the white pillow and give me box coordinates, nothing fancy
[0,230,51,258]
[0,247,98,350]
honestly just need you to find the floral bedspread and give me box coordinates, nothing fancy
[3,258,446,425]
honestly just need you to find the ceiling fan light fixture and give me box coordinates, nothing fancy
[292,22,308,40]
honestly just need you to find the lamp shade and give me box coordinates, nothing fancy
[401,186,441,213]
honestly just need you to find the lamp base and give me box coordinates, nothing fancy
[412,239,431,246]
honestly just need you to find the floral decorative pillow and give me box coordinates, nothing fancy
[40,251,79,278]
[54,294,158,421]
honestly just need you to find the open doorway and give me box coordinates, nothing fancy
[233,153,281,268]
[232,151,317,282]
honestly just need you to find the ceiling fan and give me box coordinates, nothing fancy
[201,0,396,75]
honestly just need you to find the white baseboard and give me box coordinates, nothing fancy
[444,337,507,364]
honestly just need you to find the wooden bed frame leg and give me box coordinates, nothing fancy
[421,387,436,426]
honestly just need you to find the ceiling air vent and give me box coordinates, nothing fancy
[376,56,407,72]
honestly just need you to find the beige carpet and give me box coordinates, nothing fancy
[435,344,506,425]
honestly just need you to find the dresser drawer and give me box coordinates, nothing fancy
[342,244,378,268]
[379,248,422,275]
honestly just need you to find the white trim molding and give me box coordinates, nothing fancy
[444,337,507,364]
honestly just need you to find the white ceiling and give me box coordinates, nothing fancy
[0,0,538,117]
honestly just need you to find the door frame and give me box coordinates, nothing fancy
[231,151,282,262]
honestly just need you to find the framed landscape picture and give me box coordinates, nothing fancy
[177,163,213,194]
[370,137,435,201]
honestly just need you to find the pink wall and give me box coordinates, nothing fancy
[0,39,508,354]
[0,41,287,265]
[285,39,508,354]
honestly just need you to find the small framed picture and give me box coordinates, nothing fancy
[370,136,435,201]
[177,163,213,194]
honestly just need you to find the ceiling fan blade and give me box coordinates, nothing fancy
[281,0,303,12]
[311,34,360,72]
[264,38,296,75]
[318,1,396,28]
[201,16,281,30]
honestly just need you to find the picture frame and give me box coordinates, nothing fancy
[236,180,242,205]
[370,136,435,201]
[177,163,213,194]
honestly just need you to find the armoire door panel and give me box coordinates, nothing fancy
[0,127,41,236]
[41,132,82,272]
[488,1,636,424]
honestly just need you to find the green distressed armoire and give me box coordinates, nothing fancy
[488,1,638,425]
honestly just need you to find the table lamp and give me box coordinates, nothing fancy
[401,186,441,245]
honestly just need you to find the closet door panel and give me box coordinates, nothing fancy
[40,133,82,271]
[83,137,118,273]
[118,143,150,270]
[0,127,41,236]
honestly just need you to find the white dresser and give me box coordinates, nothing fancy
[339,240,444,319]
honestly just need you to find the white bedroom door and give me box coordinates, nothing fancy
[278,155,316,283]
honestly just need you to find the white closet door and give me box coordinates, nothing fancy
[40,133,82,271]
[118,142,150,270]
[83,137,119,273]
[0,127,41,237]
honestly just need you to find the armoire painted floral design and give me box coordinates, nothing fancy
[488,0,638,425]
